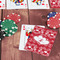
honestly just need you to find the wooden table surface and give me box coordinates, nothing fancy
[0,7,60,60]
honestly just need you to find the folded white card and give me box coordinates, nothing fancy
[19,24,45,51]
[7,0,27,9]
[28,0,50,9]
[0,0,5,9]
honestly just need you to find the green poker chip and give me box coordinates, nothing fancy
[1,19,18,36]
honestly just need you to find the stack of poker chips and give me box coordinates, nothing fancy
[10,0,24,6]
[0,13,21,40]
[32,0,44,5]
[0,20,2,28]
[0,20,6,40]
[47,12,60,29]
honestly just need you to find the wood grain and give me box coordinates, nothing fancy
[1,9,32,60]
[0,10,2,20]
[1,1,60,60]
[29,9,60,60]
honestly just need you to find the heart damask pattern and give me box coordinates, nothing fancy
[34,36,49,45]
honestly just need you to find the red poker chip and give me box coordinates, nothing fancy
[3,17,7,20]
[47,13,60,29]
[3,13,21,24]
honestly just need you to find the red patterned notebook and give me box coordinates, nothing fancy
[24,26,57,56]
[50,0,60,8]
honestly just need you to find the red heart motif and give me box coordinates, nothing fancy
[42,3,45,5]
[0,6,1,8]
[34,36,49,45]
[0,1,1,3]
[25,4,27,6]
[21,3,24,5]
[23,26,25,30]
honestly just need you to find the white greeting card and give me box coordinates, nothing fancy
[28,0,50,9]
[7,0,27,9]
[0,0,5,9]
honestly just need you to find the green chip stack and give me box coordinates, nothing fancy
[1,19,18,36]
